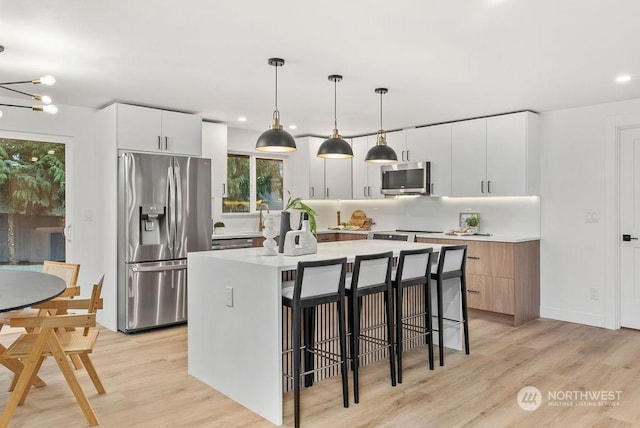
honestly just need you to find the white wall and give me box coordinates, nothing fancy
[540,98,640,328]
[0,99,104,298]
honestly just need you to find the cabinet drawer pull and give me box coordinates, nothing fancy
[310,187,315,198]
[481,181,485,194]
[487,180,491,193]
[468,256,480,260]
[157,136,162,150]
[164,136,168,150]
[364,186,368,197]
[467,289,481,294]
[326,188,330,198]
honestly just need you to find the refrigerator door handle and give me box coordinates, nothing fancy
[129,264,186,273]
[167,161,176,255]
[173,159,183,256]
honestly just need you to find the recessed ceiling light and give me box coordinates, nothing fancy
[289,124,297,130]
[237,116,247,122]
[616,75,632,83]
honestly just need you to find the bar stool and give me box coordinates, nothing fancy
[431,245,469,366]
[345,251,395,404]
[393,247,435,383]
[282,257,349,428]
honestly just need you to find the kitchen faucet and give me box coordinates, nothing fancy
[258,202,270,231]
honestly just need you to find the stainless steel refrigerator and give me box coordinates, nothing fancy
[117,152,212,333]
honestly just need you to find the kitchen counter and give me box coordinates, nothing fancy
[212,228,371,240]
[187,240,462,425]
[415,232,540,243]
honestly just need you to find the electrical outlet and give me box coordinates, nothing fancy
[584,210,599,223]
[590,288,599,301]
[225,286,233,307]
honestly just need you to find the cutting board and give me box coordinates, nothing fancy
[349,210,367,228]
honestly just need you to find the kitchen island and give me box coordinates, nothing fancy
[187,240,462,425]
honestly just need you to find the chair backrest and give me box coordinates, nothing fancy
[433,245,467,276]
[43,261,80,287]
[396,248,434,284]
[294,257,347,301]
[351,251,393,291]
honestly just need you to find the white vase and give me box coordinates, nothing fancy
[262,214,278,255]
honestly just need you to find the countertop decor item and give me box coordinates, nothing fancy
[365,88,398,164]
[262,213,278,255]
[284,191,317,234]
[317,75,353,159]
[283,213,317,256]
[213,221,225,235]
[460,212,480,233]
[255,58,296,153]
[278,211,292,254]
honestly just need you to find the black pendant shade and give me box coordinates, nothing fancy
[317,74,353,159]
[256,58,297,153]
[365,87,398,164]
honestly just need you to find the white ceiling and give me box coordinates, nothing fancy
[1,0,639,137]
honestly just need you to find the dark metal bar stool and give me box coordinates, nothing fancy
[282,257,349,428]
[393,247,435,383]
[345,251,395,404]
[431,245,469,366]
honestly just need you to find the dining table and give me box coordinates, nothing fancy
[0,270,67,388]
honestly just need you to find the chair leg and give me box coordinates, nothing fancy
[46,334,99,426]
[384,289,396,386]
[70,354,84,370]
[79,353,106,394]
[292,306,301,428]
[303,307,316,388]
[395,285,404,384]
[17,357,46,406]
[425,281,434,370]
[460,276,470,355]
[437,278,445,367]
[0,331,49,428]
[337,300,349,409]
[350,293,360,404]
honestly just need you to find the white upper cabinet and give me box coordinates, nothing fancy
[116,103,202,156]
[385,131,407,162]
[486,112,540,196]
[295,137,352,200]
[451,118,487,196]
[405,124,452,196]
[451,112,539,196]
[202,122,227,198]
[351,136,384,199]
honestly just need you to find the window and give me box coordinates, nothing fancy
[224,154,283,213]
[0,138,66,267]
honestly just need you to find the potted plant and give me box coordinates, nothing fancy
[213,221,225,235]
[464,214,480,233]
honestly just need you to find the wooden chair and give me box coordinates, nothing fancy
[0,279,105,427]
[0,261,82,370]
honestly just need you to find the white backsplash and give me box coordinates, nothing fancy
[218,196,540,237]
[307,196,540,236]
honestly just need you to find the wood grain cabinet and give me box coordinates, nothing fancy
[417,237,540,326]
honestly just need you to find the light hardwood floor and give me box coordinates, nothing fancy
[2,316,640,427]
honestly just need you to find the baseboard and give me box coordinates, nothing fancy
[540,306,608,328]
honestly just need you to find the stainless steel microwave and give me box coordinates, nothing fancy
[380,161,431,195]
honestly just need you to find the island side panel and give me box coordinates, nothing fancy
[188,252,283,425]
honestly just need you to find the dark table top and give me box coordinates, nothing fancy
[0,270,67,313]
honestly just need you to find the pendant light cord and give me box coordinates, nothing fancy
[379,90,383,130]
[334,79,338,129]
[274,64,279,119]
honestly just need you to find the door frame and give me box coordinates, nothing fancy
[605,115,640,329]
[0,129,74,261]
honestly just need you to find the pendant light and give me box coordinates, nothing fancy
[317,75,353,159]
[365,88,398,163]
[256,58,296,152]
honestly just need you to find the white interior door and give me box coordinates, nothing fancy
[620,127,640,328]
